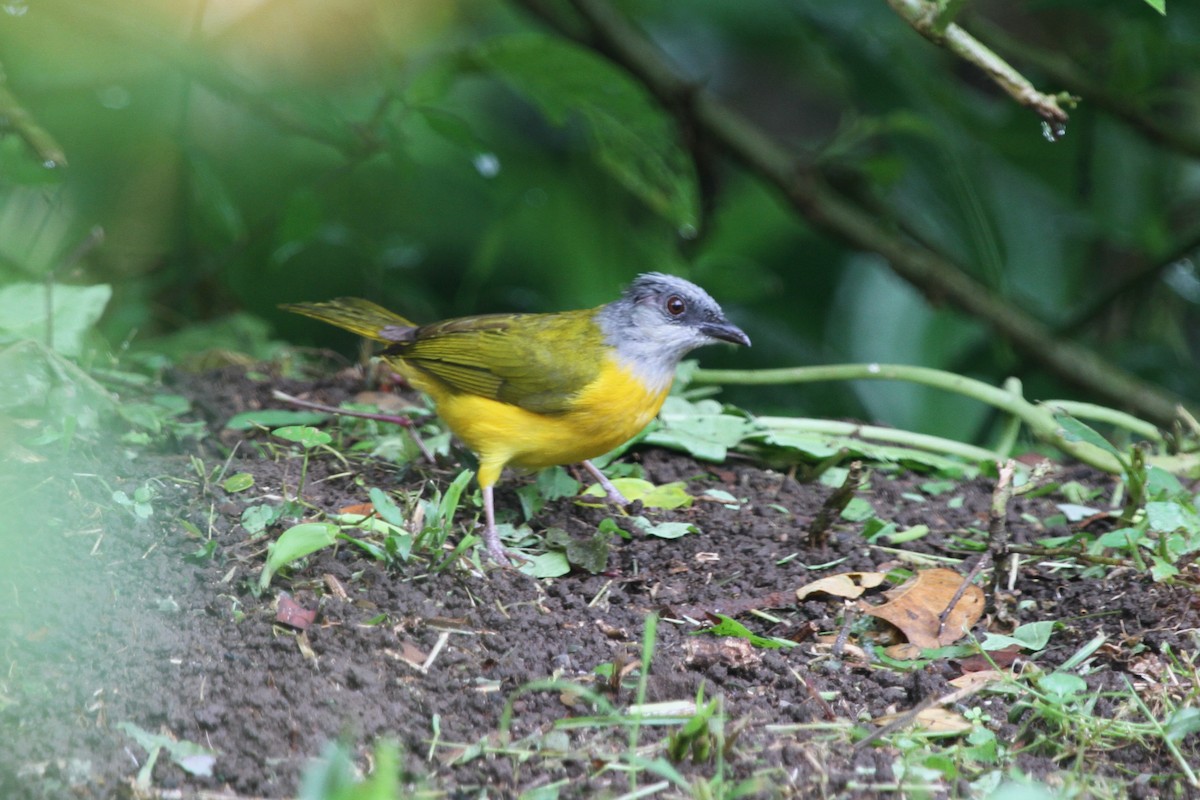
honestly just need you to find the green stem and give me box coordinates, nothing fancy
[756,417,1002,465]
[694,363,1127,473]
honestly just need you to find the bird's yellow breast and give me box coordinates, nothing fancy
[411,354,670,488]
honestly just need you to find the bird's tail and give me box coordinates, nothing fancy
[280,298,417,343]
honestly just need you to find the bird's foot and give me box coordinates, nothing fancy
[580,459,630,508]
[480,525,531,568]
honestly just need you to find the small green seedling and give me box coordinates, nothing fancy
[667,687,721,763]
[112,483,157,520]
[272,424,332,498]
[118,721,216,791]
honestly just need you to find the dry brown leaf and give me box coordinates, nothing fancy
[337,502,376,517]
[883,642,925,661]
[385,641,429,670]
[683,637,762,669]
[811,638,869,663]
[957,646,1022,672]
[275,594,316,631]
[873,706,972,734]
[948,669,1007,690]
[595,620,628,640]
[860,568,984,648]
[796,571,886,601]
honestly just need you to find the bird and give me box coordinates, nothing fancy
[281,273,750,564]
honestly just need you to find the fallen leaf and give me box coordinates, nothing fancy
[337,502,376,517]
[274,594,316,630]
[883,642,925,661]
[875,706,972,734]
[948,669,1008,690]
[811,638,869,663]
[683,637,762,669]
[957,646,1021,672]
[861,568,984,648]
[796,571,886,601]
[296,631,317,662]
[595,620,627,640]
[387,640,429,669]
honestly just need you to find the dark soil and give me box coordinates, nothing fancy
[3,366,1200,799]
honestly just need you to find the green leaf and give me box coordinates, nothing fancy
[920,480,957,496]
[260,522,339,589]
[632,515,697,539]
[1146,465,1185,500]
[544,526,612,574]
[225,409,329,430]
[222,473,255,493]
[1053,412,1123,459]
[840,497,876,522]
[581,478,693,510]
[1009,621,1056,651]
[645,397,754,461]
[368,487,406,527]
[536,466,582,501]
[1036,672,1087,700]
[1166,707,1200,743]
[118,721,217,788]
[476,33,699,229]
[1145,501,1199,534]
[1096,526,1144,549]
[0,282,111,357]
[981,620,1056,652]
[1142,0,1165,14]
[518,550,571,578]
[242,504,281,535]
[273,425,332,448]
[701,614,795,649]
[1150,555,1179,582]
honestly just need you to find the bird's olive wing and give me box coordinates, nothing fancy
[392,310,605,414]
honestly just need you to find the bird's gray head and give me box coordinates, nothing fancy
[598,272,750,389]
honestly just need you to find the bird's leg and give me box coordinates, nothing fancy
[479,484,512,565]
[581,460,629,506]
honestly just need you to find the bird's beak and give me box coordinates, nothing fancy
[702,321,751,347]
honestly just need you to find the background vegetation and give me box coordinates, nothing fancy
[1,0,1197,442]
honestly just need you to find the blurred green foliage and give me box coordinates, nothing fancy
[0,0,1197,440]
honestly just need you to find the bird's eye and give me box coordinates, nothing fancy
[665,295,686,317]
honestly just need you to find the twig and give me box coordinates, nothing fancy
[791,667,837,721]
[1005,545,1132,568]
[271,389,435,462]
[809,460,864,546]
[937,558,988,641]
[831,601,857,660]
[0,61,68,167]
[987,461,1016,613]
[885,0,1072,131]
